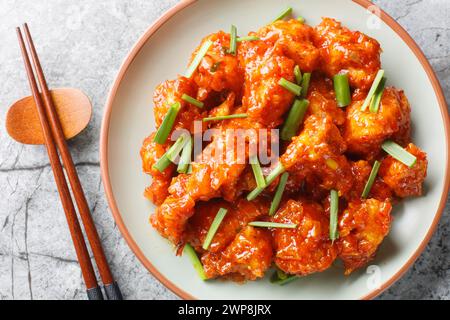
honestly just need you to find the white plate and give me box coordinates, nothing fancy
[101,0,449,300]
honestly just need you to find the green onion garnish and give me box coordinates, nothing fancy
[228,25,237,55]
[270,270,298,285]
[294,65,302,85]
[249,221,297,229]
[333,74,351,107]
[185,40,213,78]
[273,7,293,22]
[297,16,305,24]
[237,36,260,42]
[247,162,286,201]
[177,135,193,174]
[153,135,189,173]
[250,155,267,189]
[153,102,181,145]
[184,244,207,280]
[329,190,339,242]
[369,77,387,113]
[202,208,228,250]
[300,73,311,99]
[281,99,309,141]
[182,94,204,108]
[187,164,193,174]
[361,161,381,199]
[279,78,302,96]
[203,113,248,122]
[382,141,417,168]
[269,172,289,216]
[361,70,385,111]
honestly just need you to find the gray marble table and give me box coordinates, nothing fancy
[0,0,448,300]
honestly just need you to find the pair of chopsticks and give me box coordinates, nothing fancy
[16,24,123,300]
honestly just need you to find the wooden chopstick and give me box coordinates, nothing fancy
[16,26,104,300]
[21,23,123,300]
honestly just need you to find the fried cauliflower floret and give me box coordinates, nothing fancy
[337,199,392,275]
[140,133,175,205]
[272,200,337,275]
[344,87,411,159]
[347,160,393,201]
[306,75,346,126]
[153,77,206,133]
[313,18,381,90]
[379,143,428,198]
[201,226,273,281]
[191,32,244,100]
[257,19,320,72]
[281,115,353,196]
[242,50,296,127]
[186,198,269,253]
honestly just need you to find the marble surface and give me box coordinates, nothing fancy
[0,0,448,300]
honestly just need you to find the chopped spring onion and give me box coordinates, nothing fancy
[333,74,351,107]
[184,244,207,280]
[203,113,248,122]
[228,25,238,55]
[382,141,417,168]
[250,155,267,189]
[369,77,387,113]
[153,135,189,173]
[294,65,302,85]
[247,162,286,201]
[329,190,339,242]
[361,160,381,199]
[279,77,302,96]
[153,102,181,145]
[269,172,289,216]
[297,16,305,24]
[182,94,204,108]
[185,40,213,78]
[361,70,385,111]
[187,164,193,174]
[273,7,293,22]
[300,73,311,99]
[177,135,193,174]
[237,36,260,42]
[202,208,228,250]
[270,269,299,285]
[249,221,297,229]
[281,99,309,141]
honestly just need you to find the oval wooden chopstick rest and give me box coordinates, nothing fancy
[6,88,92,145]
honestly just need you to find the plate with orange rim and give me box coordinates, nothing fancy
[100,0,450,300]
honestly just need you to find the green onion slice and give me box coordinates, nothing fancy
[300,73,311,99]
[203,113,248,122]
[249,221,297,229]
[361,161,381,199]
[250,155,267,189]
[294,65,302,85]
[177,135,193,174]
[333,74,351,107]
[182,94,204,108]
[183,244,207,280]
[297,16,305,24]
[185,40,213,78]
[228,25,238,55]
[153,135,188,173]
[329,190,339,242]
[382,141,417,168]
[369,77,387,113]
[237,36,260,42]
[153,102,181,145]
[361,69,385,111]
[187,164,193,174]
[273,7,293,22]
[153,154,171,173]
[279,77,302,96]
[247,162,286,201]
[269,172,289,216]
[270,270,298,286]
[202,208,228,250]
[281,99,309,141]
